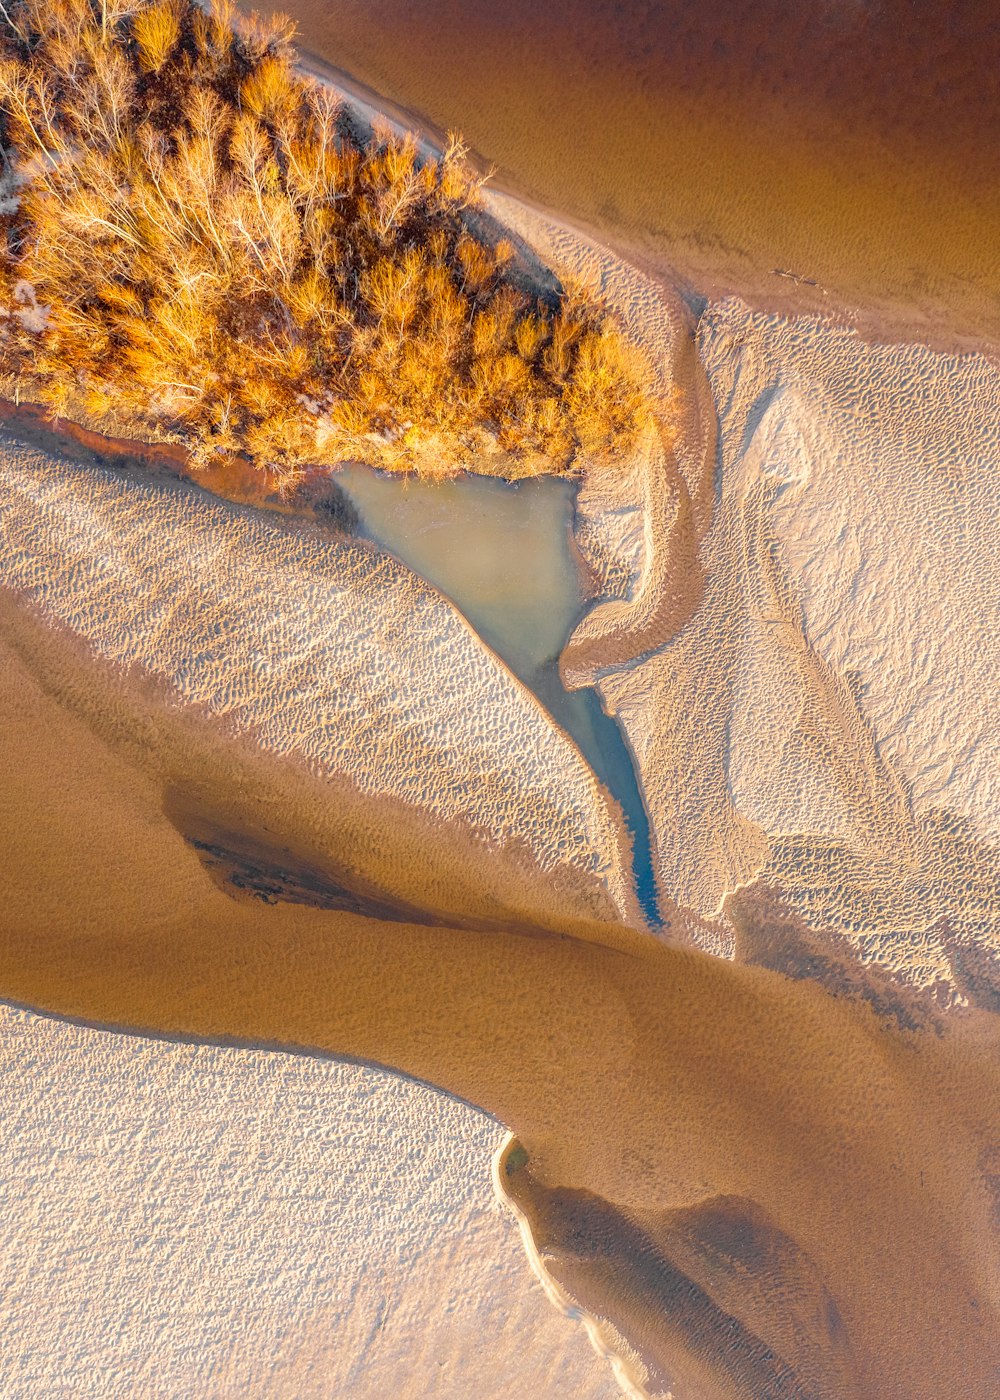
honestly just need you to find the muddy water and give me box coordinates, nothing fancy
[332,467,580,682]
[1,585,999,1398]
[0,428,997,1392]
[278,0,1000,343]
[333,464,661,923]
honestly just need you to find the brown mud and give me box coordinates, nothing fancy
[280,0,1000,348]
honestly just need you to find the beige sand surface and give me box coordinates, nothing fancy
[0,1001,619,1399]
[603,294,1000,993]
[1,592,998,1398]
[487,187,1000,999]
[0,439,641,937]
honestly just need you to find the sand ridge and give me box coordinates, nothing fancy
[1,30,1000,1395]
[488,184,1000,1000]
[0,439,644,937]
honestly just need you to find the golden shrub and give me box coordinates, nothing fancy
[132,2,180,73]
[241,54,298,125]
[0,0,653,481]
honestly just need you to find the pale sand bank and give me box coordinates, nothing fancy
[0,438,643,938]
[485,186,1000,999]
[0,1002,618,1399]
[2,27,1000,1394]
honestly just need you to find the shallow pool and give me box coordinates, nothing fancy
[333,464,660,926]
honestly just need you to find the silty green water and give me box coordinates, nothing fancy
[332,464,660,926]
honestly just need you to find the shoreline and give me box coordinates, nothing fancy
[281,0,1000,354]
[3,31,1000,1398]
[492,1133,651,1400]
[299,34,1000,361]
[3,585,998,1398]
[0,431,651,940]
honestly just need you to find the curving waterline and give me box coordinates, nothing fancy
[492,1133,654,1400]
[3,561,999,1399]
[334,461,663,927]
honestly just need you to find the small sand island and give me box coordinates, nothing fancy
[0,2,999,1399]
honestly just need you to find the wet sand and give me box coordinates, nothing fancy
[279,0,1000,346]
[3,15,1000,1391]
[1,590,998,1398]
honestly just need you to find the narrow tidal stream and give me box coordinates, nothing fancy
[331,463,661,926]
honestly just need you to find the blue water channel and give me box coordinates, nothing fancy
[329,465,661,927]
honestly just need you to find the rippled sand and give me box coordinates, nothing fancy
[0,1003,618,1400]
[483,188,1000,1004]
[3,10,1000,1394]
[0,442,640,936]
[1,581,998,1397]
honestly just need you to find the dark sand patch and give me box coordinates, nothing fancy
[501,1145,860,1398]
[0,591,998,1397]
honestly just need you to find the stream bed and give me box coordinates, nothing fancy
[331,464,660,925]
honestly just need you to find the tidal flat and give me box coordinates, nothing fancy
[1,2,999,1397]
[1,569,999,1398]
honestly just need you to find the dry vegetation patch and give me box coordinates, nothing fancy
[0,0,653,486]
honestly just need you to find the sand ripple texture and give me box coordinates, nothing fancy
[607,301,1000,996]
[0,1003,618,1400]
[0,439,639,934]
[495,191,1000,997]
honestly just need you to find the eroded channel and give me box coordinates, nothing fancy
[331,463,661,926]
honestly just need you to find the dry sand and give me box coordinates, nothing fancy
[3,15,1000,1395]
[0,1000,619,1399]
[0,440,641,938]
[487,188,1000,1002]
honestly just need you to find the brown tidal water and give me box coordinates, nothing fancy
[1,586,999,1397]
[279,0,1000,342]
[4,7,1000,1390]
